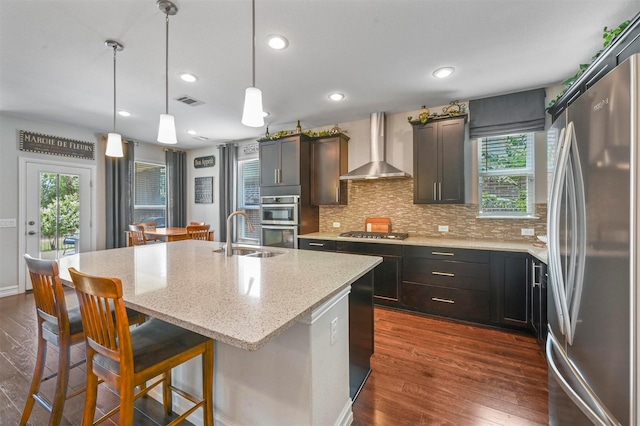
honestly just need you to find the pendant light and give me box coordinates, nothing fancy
[241,0,264,127]
[105,40,124,157]
[157,0,178,144]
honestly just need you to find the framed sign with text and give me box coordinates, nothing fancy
[19,130,95,160]
[195,176,214,204]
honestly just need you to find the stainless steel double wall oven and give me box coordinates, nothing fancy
[260,195,300,249]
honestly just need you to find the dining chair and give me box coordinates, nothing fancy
[128,224,147,246]
[137,221,159,243]
[186,224,210,241]
[189,221,205,226]
[68,268,214,426]
[20,255,145,426]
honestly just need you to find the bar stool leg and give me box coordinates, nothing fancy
[203,340,214,426]
[163,369,173,415]
[82,355,99,426]
[50,343,72,424]
[19,327,47,426]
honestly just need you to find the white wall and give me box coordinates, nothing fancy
[186,147,221,241]
[0,113,104,295]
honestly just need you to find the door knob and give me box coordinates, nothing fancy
[28,231,36,235]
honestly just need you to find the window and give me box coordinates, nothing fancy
[478,133,535,217]
[237,158,260,243]
[134,162,166,226]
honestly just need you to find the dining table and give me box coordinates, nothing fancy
[125,227,214,246]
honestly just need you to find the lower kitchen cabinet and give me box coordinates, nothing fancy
[490,251,530,330]
[530,257,548,346]
[298,238,373,400]
[402,246,491,323]
[336,241,403,307]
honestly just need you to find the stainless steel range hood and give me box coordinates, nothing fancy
[340,112,411,180]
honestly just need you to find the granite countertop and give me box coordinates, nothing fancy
[58,240,381,351]
[299,232,548,263]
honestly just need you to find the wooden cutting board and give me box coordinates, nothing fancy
[365,217,392,233]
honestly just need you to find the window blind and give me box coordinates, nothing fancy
[469,89,545,139]
[478,133,535,216]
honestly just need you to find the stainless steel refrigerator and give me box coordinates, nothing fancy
[547,53,639,425]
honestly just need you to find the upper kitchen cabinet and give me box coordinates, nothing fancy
[412,115,467,204]
[259,134,312,189]
[311,134,349,205]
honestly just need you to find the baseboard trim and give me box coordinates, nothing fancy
[0,286,19,298]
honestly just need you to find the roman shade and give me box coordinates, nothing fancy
[469,88,546,139]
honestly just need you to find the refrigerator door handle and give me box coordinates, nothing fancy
[548,126,572,338]
[546,330,621,426]
[565,122,588,345]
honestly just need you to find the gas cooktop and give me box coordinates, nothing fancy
[339,231,409,240]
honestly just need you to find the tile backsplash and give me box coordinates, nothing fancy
[319,179,547,242]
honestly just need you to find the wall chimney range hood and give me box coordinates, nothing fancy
[340,112,411,180]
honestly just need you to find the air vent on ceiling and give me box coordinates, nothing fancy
[175,95,204,107]
[193,136,210,141]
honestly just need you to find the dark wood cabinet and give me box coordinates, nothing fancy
[298,238,373,400]
[530,258,547,346]
[311,134,349,205]
[259,135,311,188]
[402,246,491,323]
[412,116,466,204]
[336,241,402,307]
[490,251,530,330]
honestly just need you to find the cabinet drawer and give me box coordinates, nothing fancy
[299,239,336,251]
[403,246,490,264]
[403,282,490,323]
[336,241,402,257]
[403,258,490,291]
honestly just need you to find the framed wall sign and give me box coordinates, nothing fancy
[194,155,215,169]
[194,176,214,204]
[19,130,95,160]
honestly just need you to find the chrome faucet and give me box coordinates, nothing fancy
[225,211,254,256]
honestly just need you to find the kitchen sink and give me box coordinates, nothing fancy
[213,246,285,258]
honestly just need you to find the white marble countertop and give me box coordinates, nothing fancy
[299,232,548,263]
[58,240,381,351]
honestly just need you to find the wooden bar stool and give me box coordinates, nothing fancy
[68,268,214,426]
[128,224,147,246]
[20,255,85,426]
[20,255,146,426]
[186,224,210,241]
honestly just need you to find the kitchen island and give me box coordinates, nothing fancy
[58,240,381,426]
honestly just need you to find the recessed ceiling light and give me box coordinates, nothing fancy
[187,130,197,135]
[433,67,455,79]
[180,73,198,82]
[329,93,345,101]
[262,111,270,117]
[267,35,288,50]
[118,110,131,117]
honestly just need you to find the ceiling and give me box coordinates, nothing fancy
[1,1,638,150]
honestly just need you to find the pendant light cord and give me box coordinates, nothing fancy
[165,11,170,114]
[251,0,255,87]
[112,45,117,132]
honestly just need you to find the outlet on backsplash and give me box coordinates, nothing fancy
[438,225,449,232]
[521,228,535,236]
[333,222,340,228]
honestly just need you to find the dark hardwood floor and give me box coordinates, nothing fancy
[1,290,547,425]
[353,307,549,425]
[0,289,190,425]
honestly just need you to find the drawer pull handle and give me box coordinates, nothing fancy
[432,271,454,277]
[432,297,455,304]
[309,242,324,247]
[432,251,454,256]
